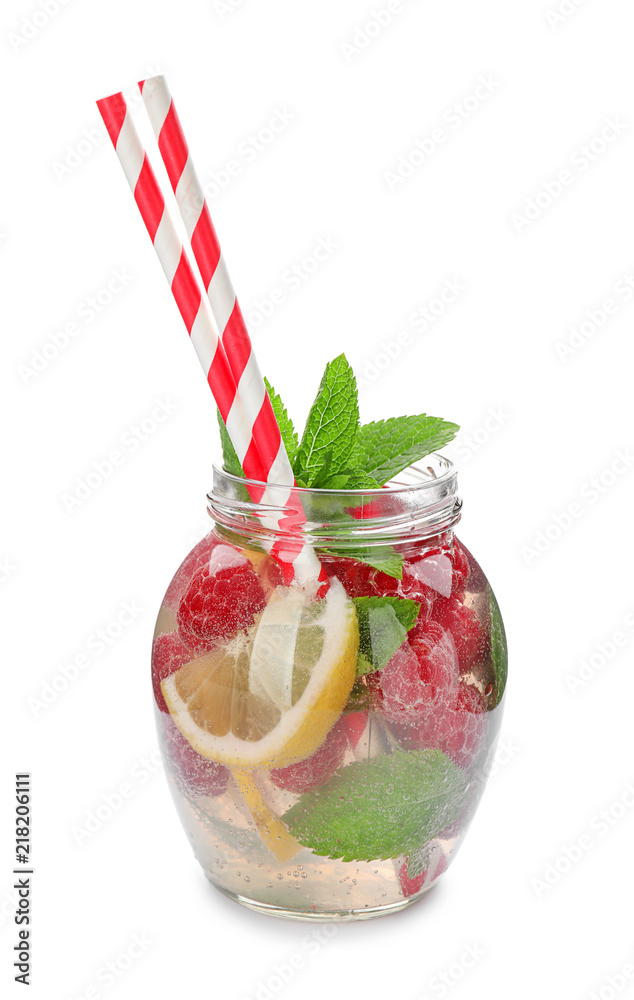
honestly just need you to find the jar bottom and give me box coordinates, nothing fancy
[207,873,438,922]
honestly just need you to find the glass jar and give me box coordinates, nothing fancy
[152,457,507,921]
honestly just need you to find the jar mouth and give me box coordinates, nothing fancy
[207,455,461,551]
[212,453,455,497]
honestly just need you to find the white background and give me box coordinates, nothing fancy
[2,0,634,997]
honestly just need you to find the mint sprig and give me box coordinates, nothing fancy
[291,356,458,488]
[217,355,460,578]
[293,354,360,487]
[354,596,420,675]
[352,416,460,484]
[284,749,468,863]
[219,354,459,489]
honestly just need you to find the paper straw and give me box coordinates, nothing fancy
[97,88,326,591]
[97,91,266,482]
[136,77,326,590]
[139,75,292,488]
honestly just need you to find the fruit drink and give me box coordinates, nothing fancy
[153,452,507,920]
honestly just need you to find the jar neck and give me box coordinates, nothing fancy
[207,456,462,555]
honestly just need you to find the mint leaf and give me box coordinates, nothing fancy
[217,409,244,478]
[321,469,382,490]
[284,749,468,862]
[264,378,299,463]
[354,596,420,675]
[310,449,335,489]
[294,354,360,486]
[354,415,460,485]
[489,589,508,707]
[354,549,404,580]
[355,596,420,634]
[318,546,404,580]
[355,652,374,677]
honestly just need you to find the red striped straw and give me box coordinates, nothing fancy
[97,91,262,481]
[97,88,326,590]
[138,75,292,488]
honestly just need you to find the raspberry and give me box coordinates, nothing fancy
[177,545,266,653]
[321,555,435,618]
[349,498,386,521]
[321,556,401,599]
[403,549,450,596]
[151,631,192,713]
[432,596,488,674]
[456,681,487,713]
[340,711,368,749]
[397,564,437,615]
[270,720,349,794]
[163,533,218,612]
[249,552,285,598]
[409,682,487,768]
[377,621,459,725]
[451,539,470,595]
[402,538,471,604]
[163,718,229,798]
[398,850,448,899]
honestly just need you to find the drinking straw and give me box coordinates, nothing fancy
[138,75,292,488]
[97,91,260,479]
[97,89,326,590]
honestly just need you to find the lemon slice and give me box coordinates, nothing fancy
[161,578,359,770]
[232,769,302,862]
[248,586,306,713]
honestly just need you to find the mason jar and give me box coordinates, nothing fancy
[152,457,507,921]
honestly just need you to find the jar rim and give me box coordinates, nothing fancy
[208,455,461,549]
[210,453,456,497]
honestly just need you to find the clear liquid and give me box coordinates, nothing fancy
[158,703,503,919]
[153,531,506,919]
